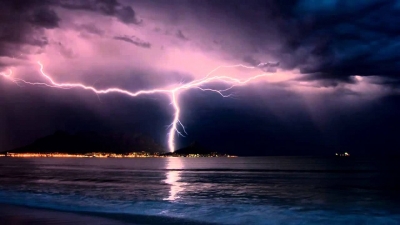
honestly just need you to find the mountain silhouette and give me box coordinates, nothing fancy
[161,142,220,156]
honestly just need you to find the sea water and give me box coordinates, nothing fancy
[0,156,399,224]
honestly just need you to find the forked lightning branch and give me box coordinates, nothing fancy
[1,62,277,152]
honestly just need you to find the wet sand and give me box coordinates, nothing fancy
[0,204,133,225]
[0,204,218,225]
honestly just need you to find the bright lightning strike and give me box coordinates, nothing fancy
[1,62,275,152]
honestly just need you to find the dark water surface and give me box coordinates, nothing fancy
[0,157,399,224]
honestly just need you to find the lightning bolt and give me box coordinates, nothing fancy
[1,62,272,152]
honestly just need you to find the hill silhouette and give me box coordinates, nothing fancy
[162,142,220,156]
[174,142,214,154]
[4,131,164,154]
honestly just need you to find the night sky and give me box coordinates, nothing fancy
[1,0,400,156]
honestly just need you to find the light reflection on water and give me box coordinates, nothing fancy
[164,157,184,201]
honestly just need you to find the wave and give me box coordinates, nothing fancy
[1,190,400,225]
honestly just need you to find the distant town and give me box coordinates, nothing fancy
[335,152,350,157]
[0,131,237,158]
[0,151,237,158]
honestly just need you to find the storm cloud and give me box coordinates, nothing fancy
[113,35,151,48]
[1,0,400,155]
[216,0,400,81]
[0,0,142,65]
[0,1,57,60]
[59,0,142,24]
[141,0,400,82]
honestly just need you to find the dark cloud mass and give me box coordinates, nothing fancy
[0,0,57,60]
[0,0,141,63]
[30,7,60,29]
[77,23,104,36]
[176,30,189,41]
[243,56,279,72]
[243,56,261,67]
[59,0,141,24]
[290,0,400,79]
[113,35,151,48]
[287,1,399,79]
[176,0,400,81]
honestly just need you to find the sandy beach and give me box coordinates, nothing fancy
[0,204,133,225]
[0,203,219,225]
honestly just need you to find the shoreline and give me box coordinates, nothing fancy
[0,203,132,225]
[0,152,236,158]
[0,203,218,225]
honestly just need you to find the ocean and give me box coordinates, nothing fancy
[0,156,399,224]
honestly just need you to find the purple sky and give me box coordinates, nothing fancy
[1,0,400,155]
